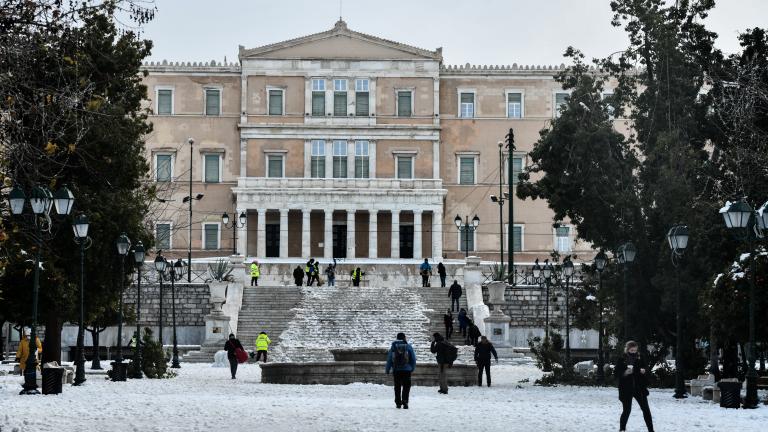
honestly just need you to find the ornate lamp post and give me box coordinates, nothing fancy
[130,241,145,379]
[9,185,74,395]
[222,211,247,255]
[154,253,167,345]
[169,259,185,368]
[491,141,506,277]
[562,256,575,368]
[111,233,131,381]
[667,224,690,399]
[454,214,480,258]
[594,250,608,383]
[617,241,636,341]
[72,213,91,386]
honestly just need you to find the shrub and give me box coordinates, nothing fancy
[127,327,175,379]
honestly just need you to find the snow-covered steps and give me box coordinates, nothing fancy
[236,286,302,350]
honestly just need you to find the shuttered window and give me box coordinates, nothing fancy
[332,140,347,178]
[204,154,220,183]
[205,89,220,116]
[157,89,173,115]
[556,226,571,252]
[512,225,523,252]
[334,79,347,116]
[507,92,522,118]
[460,226,475,252]
[512,156,523,184]
[355,79,369,116]
[397,91,412,117]
[459,157,475,185]
[267,155,283,178]
[156,223,171,250]
[396,156,413,179]
[312,79,325,116]
[156,154,172,182]
[354,140,369,178]
[310,140,325,178]
[460,92,474,117]
[203,224,219,250]
[268,89,283,115]
[555,92,569,118]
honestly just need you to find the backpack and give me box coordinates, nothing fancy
[442,341,458,364]
[392,343,410,369]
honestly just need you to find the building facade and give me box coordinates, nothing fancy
[142,20,619,263]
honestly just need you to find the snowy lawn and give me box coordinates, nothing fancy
[1,363,766,432]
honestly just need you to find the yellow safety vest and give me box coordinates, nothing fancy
[250,264,260,277]
[255,334,271,351]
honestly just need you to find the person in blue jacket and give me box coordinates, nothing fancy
[385,332,417,409]
[419,259,432,287]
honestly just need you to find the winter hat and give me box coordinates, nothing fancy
[396,332,406,341]
[432,332,443,341]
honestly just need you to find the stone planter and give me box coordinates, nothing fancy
[487,281,507,315]
[208,281,228,315]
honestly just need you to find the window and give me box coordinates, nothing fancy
[312,79,325,116]
[508,224,523,252]
[556,226,571,252]
[460,92,475,118]
[332,140,347,178]
[203,223,220,250]
[459,226,475,252]
[554,92,569,118]
[155,154,173,182]
[507,92,523,118]
[310,140,326,178]
[355,79,369,116]
[203,154,221,183]
[458,156,476,185]
[155,223,171,250]
[268,89,284,115]
[204,88,220,116]
[354,140,369,178]
[512,156,523,185]
[602,92,615,119]
[334,79,347,116]
[397,91,412,117]
[267,155,284,178]
[157,89,173,115]
[396,156,413,179]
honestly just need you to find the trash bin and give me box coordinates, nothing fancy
[42,368,64,395]
[110,361,128,382]
[718,381,741,408]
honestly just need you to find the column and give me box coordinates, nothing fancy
[279,209,289,258]
[369,141,377,179]
[301,208,311,258]
[236,207,247,257]
[413,210,423,260]
[324,210,333,259]
[239,138,247,178]
[256,209,266,258]
[432,140,440,179]
[347,141,355,179]
[432,209,443,260]
[369,210,378,259]
[347,210,355,258]
[324,141,333,180]
[391,210,400,259]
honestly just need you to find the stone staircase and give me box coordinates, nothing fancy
[236,286,303,349]
[413,286,471,345]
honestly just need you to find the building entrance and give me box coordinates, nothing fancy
[333,225,347,258]
[399,225,414,259]
[265,224,279,257]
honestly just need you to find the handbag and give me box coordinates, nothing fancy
[235,347,248,364]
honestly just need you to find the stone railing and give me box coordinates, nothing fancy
[237,177,444,190]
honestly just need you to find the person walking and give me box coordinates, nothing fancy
[351,267,363,287]
[308,260,321,286]
[293,265,304,286]
[325,259,337,287]
[385,332,416,409]
[254,331,271,363]
[467,319,481,346]
[15,328,42,374]
[616,340,655,432]
[437,262,447,288]
[443,310,454,339]
[249,260,260,287]
[474,336,499,387]
[448,280,462,312]
[430,332,458,394]
[419,259,432,287]
[223,333,244,379]
[458,308,469,339]
[305,259,314,286]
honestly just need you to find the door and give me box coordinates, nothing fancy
[265,224,280,257]
[400,225,414,259]
[332,225,347,258]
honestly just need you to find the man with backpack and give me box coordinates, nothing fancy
[430,332,458,394]
[474,336,499,387]
[385,332,416,409]
[419,258,432,287]
[448,280,462,312]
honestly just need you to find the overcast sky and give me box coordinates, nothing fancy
[141,0,767,66]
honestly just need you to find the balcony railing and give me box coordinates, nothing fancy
[237,177,443,190]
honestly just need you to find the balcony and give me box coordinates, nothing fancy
[236,177,443,191]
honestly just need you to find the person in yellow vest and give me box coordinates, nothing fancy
[254,332,271,363]
[15,327,42,373]
[250,260,260,286]
[351,267,364,287]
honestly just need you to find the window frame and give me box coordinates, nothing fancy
[154,152,174,182]
[202,222,221,251]
[265,153,285,178]
[267,86,285,116]
[355,78,370,117]
[457,89,476,118]
[333,79,348,117]
[553,224,572,253]
[506,223,525,252]
[155,86,174,115]
[395,155,414,180]
[457,226,477,252]
[155,221,173,250]
[310,139,326,178]
[396,89,414,117]
[553,91,571,119]
[202,153,222,183]
[354,140,370,179]
[505,89,525,119]
[602,91,615,119]
[457,155,478,185]
[504,154,526,185]
[203,87,222,116]
[311,78,326,116]
[332,140,348,178]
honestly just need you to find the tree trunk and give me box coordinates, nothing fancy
[0,319,5,361]
[709,325,720,381]
[42,314,62,364]
[90,328,102,370]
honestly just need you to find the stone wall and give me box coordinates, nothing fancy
[123,283,210,327]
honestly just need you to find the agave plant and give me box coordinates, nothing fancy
[489,263,507,281]
[207,258,234,282]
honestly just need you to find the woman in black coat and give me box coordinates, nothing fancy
[615,340,654,432]
[223,333,244,379]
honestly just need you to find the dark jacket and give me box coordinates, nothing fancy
[431,338,455,365]
[474,341,498,364]
[616,353,650,400]
[457,310,469,327]
[293,267,304,281]
[385,340,416,373]
[449,283,462,299]
[443,313,453,327]
[437,263,446,276]
[468,324,481,339]
[223,338,243,359]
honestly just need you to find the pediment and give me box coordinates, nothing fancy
[239,20,442,61]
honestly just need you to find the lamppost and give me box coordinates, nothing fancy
[169,259,185,368]
[594,250,608,383]
[454,214,480,258]
[720,198,765,408]
[505,128,516,285]
[154,253,167,346]
[72,213,91,386]
[491,141,506,277]
[542,259,553,343]
[112,233,131,381]
[8,184,75,394]
[130,241,145,379]
[222,211,247,255]
[562,256,575,368]
[617,241,637,341]
[667,224,690,399]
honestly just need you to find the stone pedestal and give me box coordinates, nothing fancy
[484,281,511,347]
[203,312,231,345]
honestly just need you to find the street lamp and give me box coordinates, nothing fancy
[562,256,575,368]
[542,259,553,343]
[491,141,506,281]
[720,198,760,408]
[505,129,516,285]
[617,241,636,341]
[222,211,247,255]
[454,214,480,258]
[111,233,131,381]
[9,184,74,394]
[667,224,689,399]
[154,253,167,346]
[594,250,608,383]
[131,241,145,379]
[72,213,90,386]
[169,259,185,368]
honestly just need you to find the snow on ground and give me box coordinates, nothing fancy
[1,363,766,432]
